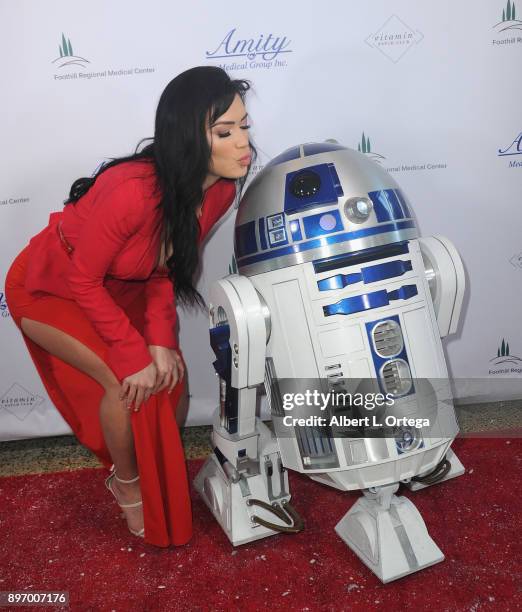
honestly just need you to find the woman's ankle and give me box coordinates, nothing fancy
[112,477,141,502]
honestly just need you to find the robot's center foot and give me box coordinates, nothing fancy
[335,488,444,583]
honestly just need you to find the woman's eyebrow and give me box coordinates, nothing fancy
[211,113,248,127]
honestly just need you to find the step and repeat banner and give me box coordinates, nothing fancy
[1,0,521,440]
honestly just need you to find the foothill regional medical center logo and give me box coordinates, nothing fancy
[206,28,292,71]
[489,339,522,375]
[365,15,424,63]
[498,131,522,168]
[357,132,386,164]
[357,132,447,174]
[493,1,522,45]
[50,32,155,81]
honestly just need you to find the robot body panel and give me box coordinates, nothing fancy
[249,238,457,484]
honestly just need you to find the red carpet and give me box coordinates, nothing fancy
[0,438,520,612]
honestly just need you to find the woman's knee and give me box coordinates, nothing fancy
[103,381,123,399]
[20,317,120,392]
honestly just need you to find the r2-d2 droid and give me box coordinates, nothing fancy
[194,142,466,583]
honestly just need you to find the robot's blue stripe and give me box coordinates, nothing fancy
[317,259,413,291]
[303,143,348,156]
[328,163,344,197]
[313,242,410,273]
[318,272,362,290]
[323,284,418,316]
[361,259,412,284]
[368,189,404,223]
[258,218,267,250]
[235,221,257,258]
[237,221,415,266]
[394,189,412,219]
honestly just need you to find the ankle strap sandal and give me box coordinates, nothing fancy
[105,469,144,537]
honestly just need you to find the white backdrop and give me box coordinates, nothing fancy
[1,0,521,440]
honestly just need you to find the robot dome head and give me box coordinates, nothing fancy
[234,142,418,276]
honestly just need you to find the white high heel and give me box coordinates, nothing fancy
[105,468,145,538]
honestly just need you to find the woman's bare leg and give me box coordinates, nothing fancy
[20,317,144,535]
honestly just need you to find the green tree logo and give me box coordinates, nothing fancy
[497,338,510,357]
[358,132,372,154]
[52,33,90,69]
[502,0,516,21]
[58,33,73,57]
[356,132,386,163]
[491,338,522,365]
[494,0,522,31]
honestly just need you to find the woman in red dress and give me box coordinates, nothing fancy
[4,66,254,546]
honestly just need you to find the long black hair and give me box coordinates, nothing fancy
[66,66,255,307]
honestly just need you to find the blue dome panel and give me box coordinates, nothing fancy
[303,143,348,156]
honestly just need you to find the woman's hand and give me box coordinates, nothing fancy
[148,345,185,395]
[120,362,158,412]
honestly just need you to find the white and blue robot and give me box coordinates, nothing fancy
[194,142,466,583]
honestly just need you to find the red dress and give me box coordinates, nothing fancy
[5,160,236,547]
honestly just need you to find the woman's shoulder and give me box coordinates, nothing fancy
[72,160,161,226]
[94,159,160,201]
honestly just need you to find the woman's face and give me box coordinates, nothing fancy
[205,94,251,186]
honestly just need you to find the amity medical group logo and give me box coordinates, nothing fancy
[498,131,522,168]
[489,338,522,375]
[51,32,155,81]
[356,132,447,173]
[492,0,522,46]
[205,28,292,71]
[365,15,424,63]
[0,291,10,319]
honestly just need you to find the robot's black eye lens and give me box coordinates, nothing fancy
[290,171,321,198]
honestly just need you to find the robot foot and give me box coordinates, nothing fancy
[335,483,444,583]
[194,453,304,546]
[404,448,465,491]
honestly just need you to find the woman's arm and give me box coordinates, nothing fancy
[65,177,154,381]
[143,269,184,394]
[143,269,178,349]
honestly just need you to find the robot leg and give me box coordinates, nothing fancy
[194,417,303,545]
[335,483,444,582]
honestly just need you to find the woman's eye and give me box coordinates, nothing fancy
[216,125,251,138]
